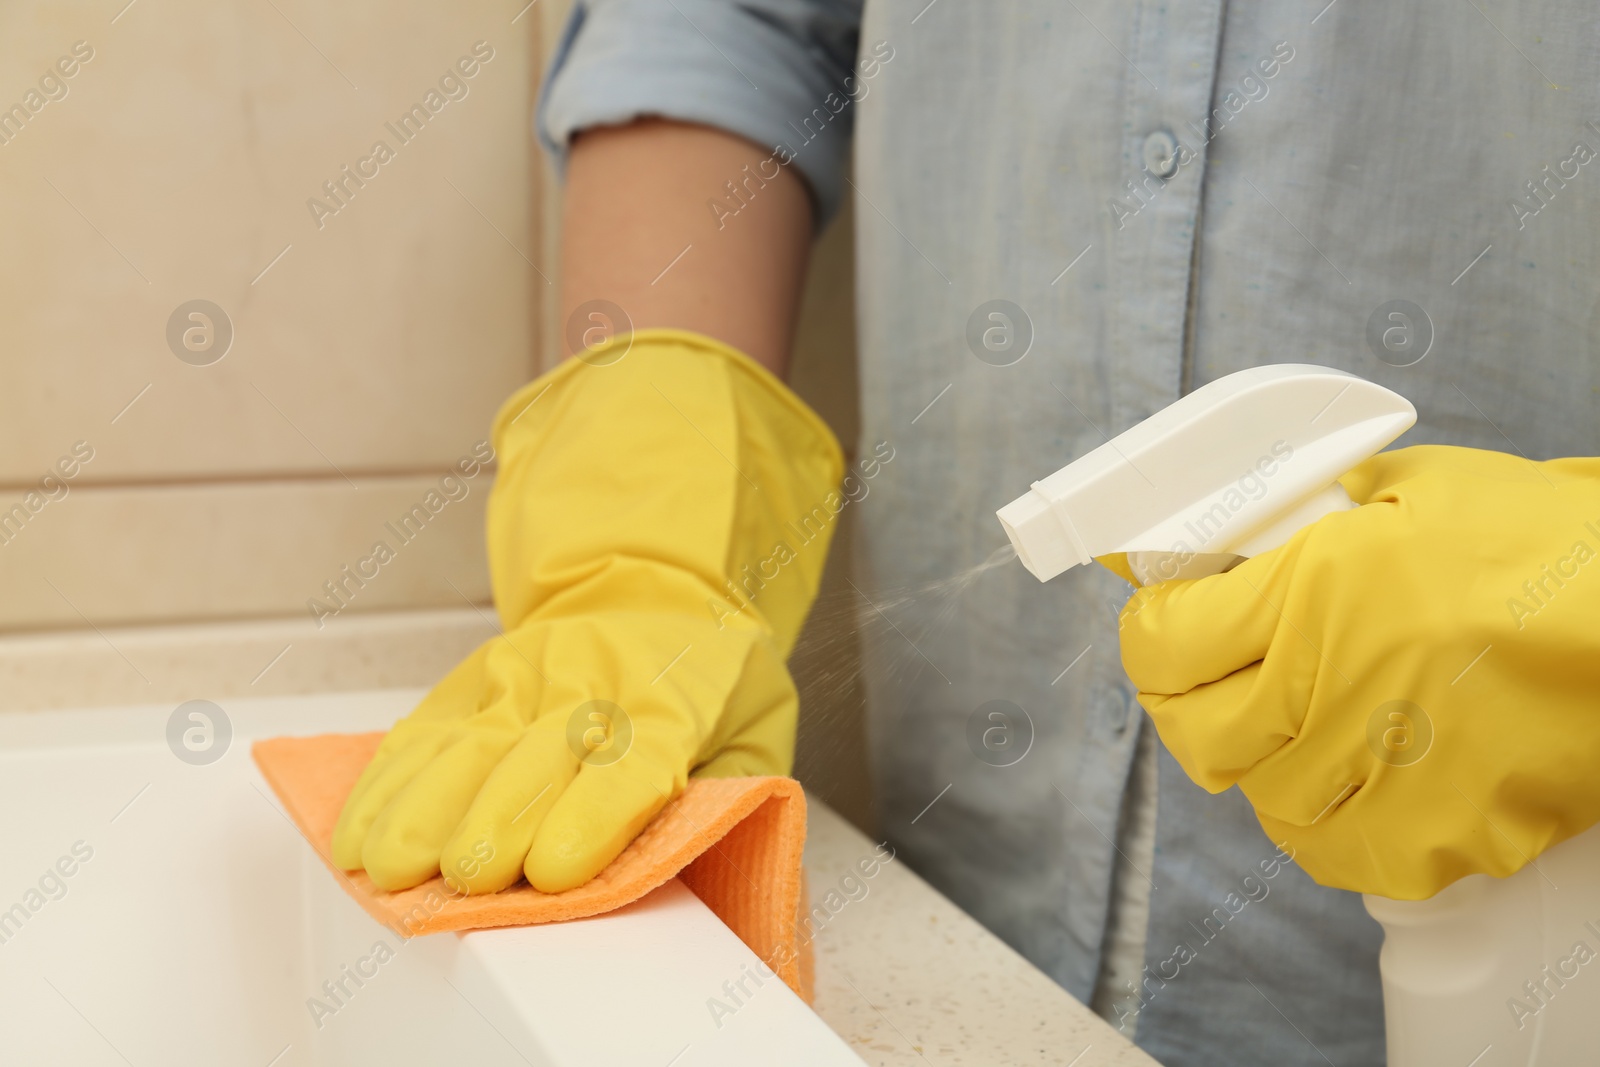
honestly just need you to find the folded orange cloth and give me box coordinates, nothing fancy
[252,732,813,1000]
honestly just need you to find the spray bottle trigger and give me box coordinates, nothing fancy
[1125,483,1358,585]
[1125,551,1242,586]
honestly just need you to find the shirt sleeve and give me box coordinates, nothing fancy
[537,0,864,227]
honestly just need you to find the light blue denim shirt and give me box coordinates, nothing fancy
[542,4,1600,1064]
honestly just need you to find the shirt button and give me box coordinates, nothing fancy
[1142,129,1179,179]
[1098,693,1130,735]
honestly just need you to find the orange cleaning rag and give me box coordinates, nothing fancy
[252,732,813,1001]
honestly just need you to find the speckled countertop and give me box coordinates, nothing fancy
[803,797,1162,1066]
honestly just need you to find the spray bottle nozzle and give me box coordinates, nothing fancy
[996,365,1416,583]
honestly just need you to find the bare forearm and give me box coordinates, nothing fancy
[560,119,813,376]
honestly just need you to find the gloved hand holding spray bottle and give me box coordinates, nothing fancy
[997,365,1600,1066]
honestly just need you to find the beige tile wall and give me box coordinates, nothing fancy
[1,1,547,628]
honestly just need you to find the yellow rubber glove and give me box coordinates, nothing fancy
[331,329,843,894]
[1117,445,1600,900]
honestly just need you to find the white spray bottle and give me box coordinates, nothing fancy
[995,364,1600,1065]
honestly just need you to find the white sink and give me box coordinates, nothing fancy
[0,690,866,1066]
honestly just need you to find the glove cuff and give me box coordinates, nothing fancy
[485,328,846,657]
[491,328,842,462]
